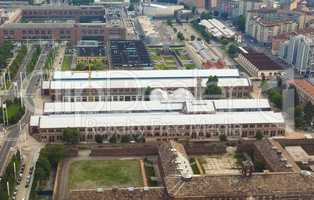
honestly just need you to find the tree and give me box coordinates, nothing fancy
[128,4,135,11]
[204,76,222,97]
[238,15,246,32]
[190,35,196,41]
[227,43,238,57]
[200,12,212,20]
[221,12,228,19]
[109,134,118,144]
[177,32,185,41]
[191,19,213,43]
[255,131,264,140]
[192,6,197,14]
[277,76,282,88]
[35,156,51,181]
[232,15,246,32]
[144,86,152,101]
[41,145,65,167]
[121,135,132,143]
[167,19,173,27]
[267,89,282,109]
[219,134,227,142]
[254,160,265,172]
[70,0,94,5]
[95,134,104,144]
[294,105,304,129]
[304,102,314,127]
[62,128,80,144]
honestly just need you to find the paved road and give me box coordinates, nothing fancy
[0,47,48,175]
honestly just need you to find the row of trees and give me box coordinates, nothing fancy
[44,47,57,71]
[26,46,41,75]
[0,151,21,200]
[62,128,145,144]
[191,19,213,42]
[30,145,65,199]
[8,45,27,82]
[0,41,14,69]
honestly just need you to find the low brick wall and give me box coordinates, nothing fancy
[65,147,79,157]
[69,187,166,200]
[184,142,227,155]
[90,143,159,157]
[276,139,314,155]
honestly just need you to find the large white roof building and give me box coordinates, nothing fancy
[31,111,284,129]
[42,78,251,90]
[52,69,240,80]
[42,99,271,114]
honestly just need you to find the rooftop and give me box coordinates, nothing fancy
[0,22,75,29]
[160,140,314,198]
[289,79,314,98]
[164,172,314,198]
[52,69,240,80]
[240,48,284,71]
[42,77,250,90]
[109,40,152,68]
[43,99,271,115]
[30,111,284,129]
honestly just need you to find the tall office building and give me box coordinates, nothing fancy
[279,34,314,74]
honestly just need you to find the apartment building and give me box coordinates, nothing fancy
[246,9,299,44]
[279,34,314,74]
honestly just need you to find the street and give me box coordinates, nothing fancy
[0,46,49,199]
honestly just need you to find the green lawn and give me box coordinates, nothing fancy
[76,59,106,71]
[61,55,72,70]
[185,64,196,69]
[68,159,143,189]
[0,99,25,125]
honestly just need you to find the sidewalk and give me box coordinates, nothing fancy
[15,130,43,200]
[54,46,65,71]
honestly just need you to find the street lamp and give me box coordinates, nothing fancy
[2,103,8,126]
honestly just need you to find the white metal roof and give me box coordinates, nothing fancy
[52,69,240,80]
[213,99,270,110]
[43,99,271,114]
[43,78,250,90]
[43,101,183,114]
[32,111,284,129]
[30,115,40,127]
[185,100,215,114]
[217,78,251,87]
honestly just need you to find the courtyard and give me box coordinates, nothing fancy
[148,47,196,70]
[193,147,242,175]
[68,159,144,190]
